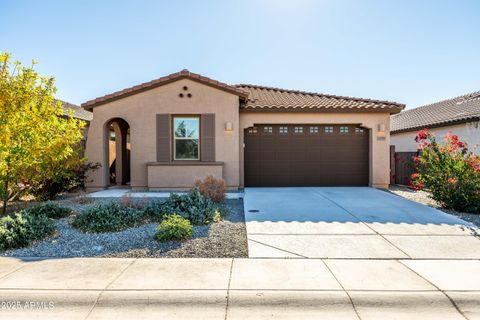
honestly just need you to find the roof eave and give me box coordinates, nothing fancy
[82,70,249,110]
[240,106,404,114]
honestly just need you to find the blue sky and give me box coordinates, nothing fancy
[1,0,479,109]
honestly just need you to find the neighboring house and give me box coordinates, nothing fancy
[59,100,93,151]
[391,91,480,153]
[81,69,404,191]
[60,100,94,123]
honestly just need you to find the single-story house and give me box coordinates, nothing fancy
[391,91,480,153]
[59,100,93,151]
[81,70,404,191]
[60,100,94,123]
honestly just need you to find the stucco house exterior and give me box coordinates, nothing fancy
[81,70,404,191]
[391,91,480,153]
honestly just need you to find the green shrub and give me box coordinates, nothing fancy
[162,188,228,225]
[142,201,167,222]
[72,201,146,233]
[411,129,480,213]
[0,211,56,251]
[27,202,72,219]
[155,214,192,242]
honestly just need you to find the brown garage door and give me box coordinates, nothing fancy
[244,124,369,187]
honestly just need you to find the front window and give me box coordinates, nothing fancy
[174,117,199,160]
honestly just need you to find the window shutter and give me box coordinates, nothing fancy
[156,114,171,162]
[201,114,215,162]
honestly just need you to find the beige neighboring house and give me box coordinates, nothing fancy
[59,100,93,149]
[81,70,404,191]
[60,100,94,123]
[391,91,480,153]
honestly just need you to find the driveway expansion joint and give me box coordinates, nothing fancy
[397,260,470,320]
[84,258,137,320]
[310,189,414,259]
[320,259,362,320]
[0,263,28,281]
[248,238,308,258]
[224,258,234,320]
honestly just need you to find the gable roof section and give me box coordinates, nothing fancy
[236,84,404,114]
[81,69,405,113]
[59,100,93,121]
[391,91,480,133]
[82,69,249,109]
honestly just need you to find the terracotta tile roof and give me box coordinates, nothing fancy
[59,100,93,121]
[81,70,404,113]
[235,84,404,114]
[82,69,249,109]
[391,91,480,133]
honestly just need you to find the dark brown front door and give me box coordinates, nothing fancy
[244,124,369,187]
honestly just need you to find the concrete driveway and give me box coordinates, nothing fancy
[244,187,480,258]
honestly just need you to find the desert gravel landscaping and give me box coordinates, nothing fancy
[389,185,480,228]
[1,198,248,258]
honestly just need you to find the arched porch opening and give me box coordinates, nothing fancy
[105,118,131,186]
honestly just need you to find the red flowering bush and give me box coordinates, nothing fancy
[410,129,480,213]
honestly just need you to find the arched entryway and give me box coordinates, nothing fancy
[105,118,131,186]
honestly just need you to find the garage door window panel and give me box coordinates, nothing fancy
[309,126,319,134]
[355,127,365,134]
[279,126,289,134]
[324,126,334,133]
[294,126,304,134]
[340,126,349,134]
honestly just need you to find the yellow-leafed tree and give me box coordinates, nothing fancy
[0,52,85,214]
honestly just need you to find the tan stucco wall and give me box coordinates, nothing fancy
[391,121,480,154]
[85,77,393,190]
[147,163,223,189]
[85,78,240,190]
[239,112,392,188]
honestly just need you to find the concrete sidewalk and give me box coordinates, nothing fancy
[88,188,244,199]
[0,257,478,319]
